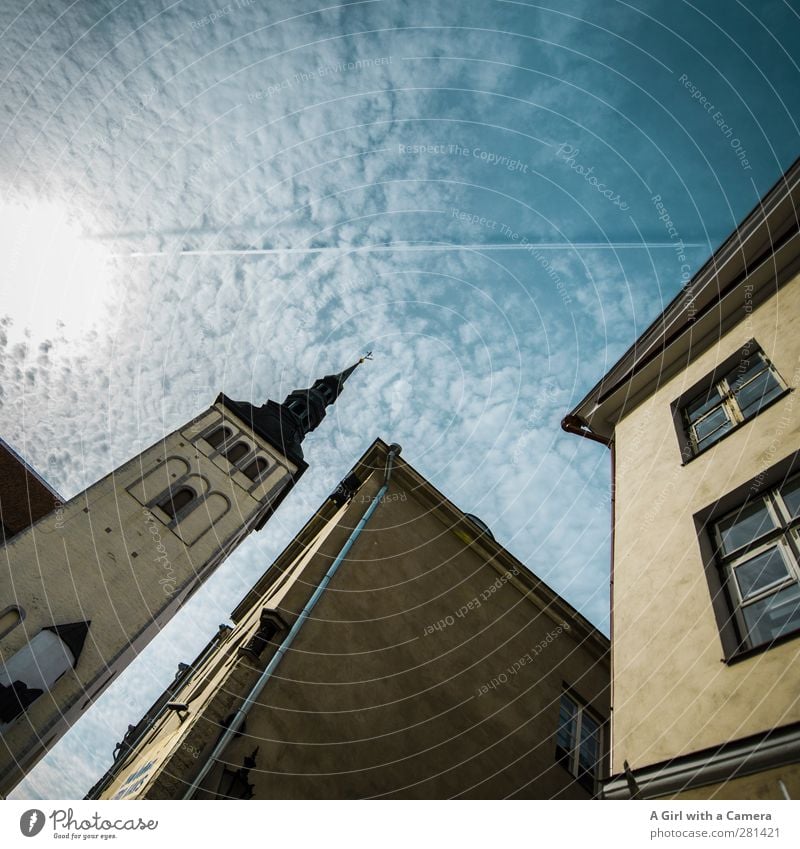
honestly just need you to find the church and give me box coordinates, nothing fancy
[0,358,367,797]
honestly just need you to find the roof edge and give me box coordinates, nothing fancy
[566,155,800,432]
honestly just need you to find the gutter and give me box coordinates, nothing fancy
[560,414,612,447]
[595,223,800,406]
[183,443,403,799]
[562,412,615,778]
[602,720,800,799]
[565,157,800,424]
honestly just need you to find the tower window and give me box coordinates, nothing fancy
[286,397,310,426]
[223,442,249,466]
[555,691,601,793]
[0,623,89,726]
[204,425,232,449]
[242,457,269,482]
[157,486,196,519]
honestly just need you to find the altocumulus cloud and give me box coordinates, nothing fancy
[2,0,800,797]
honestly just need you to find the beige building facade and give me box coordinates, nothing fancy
[0,363,363,796]
[90,439,610,800]
[564,158,800,799]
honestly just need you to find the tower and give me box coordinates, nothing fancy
[0,359,365,795]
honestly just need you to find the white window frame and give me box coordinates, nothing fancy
[683,350,786,455]
[715,475,800,649]
[555,692,602,791]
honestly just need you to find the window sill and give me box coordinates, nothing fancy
[723,625,800,665]
[681,387,793,466]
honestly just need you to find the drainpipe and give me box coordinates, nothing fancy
[183,443,402,799]
[562,412,614,778]
[608,440,616,777]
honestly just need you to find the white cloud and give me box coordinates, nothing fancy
[3,0,795,800]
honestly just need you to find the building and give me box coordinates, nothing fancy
[0,361,364,796]
[563,158,800,799]
[89,438,610,800]
[0,437,62,545]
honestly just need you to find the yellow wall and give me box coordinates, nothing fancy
[670,763,800,801]
[100,456,610,800]
[611,273,800,774]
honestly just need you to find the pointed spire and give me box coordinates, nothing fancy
[281,355,370,439]
[215,355,371,466]
[312,352,372,407]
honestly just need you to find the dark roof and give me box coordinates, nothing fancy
[215,395,309,469]
[0,437,63,539]
[566,155,800,438]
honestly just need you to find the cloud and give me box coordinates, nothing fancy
[3,0,800,799]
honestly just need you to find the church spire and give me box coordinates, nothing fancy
[282,353,371,438]
[215,355,371,466]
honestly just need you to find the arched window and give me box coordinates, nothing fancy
[0,606,23,639]
[242,457,269,482]
[157,486,196,519]
[224,442,249,466]
[0,622,90,726]
[205,426,232,449]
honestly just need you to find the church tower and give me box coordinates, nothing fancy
[0,359,366,796]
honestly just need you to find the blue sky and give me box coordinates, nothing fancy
[1,0,799,798]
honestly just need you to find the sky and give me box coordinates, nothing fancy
[1,0,799,799]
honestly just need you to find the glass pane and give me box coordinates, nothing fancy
[685,386,725,423]
[733,369,782,419]
[693,406,732,442]
[779,476,800,520]
[742,583,800,647]
[734,546,791,600]
[556,696,577,752]
[716,499,776,555]
[694,414,734,451]
[578,714,599,774]
[725,353,768,391]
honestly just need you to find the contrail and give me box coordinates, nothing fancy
[113,241,707,259]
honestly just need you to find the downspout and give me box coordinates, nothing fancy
[183,443,402,799]
[608,440,616,782]
[561,412,614,783]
